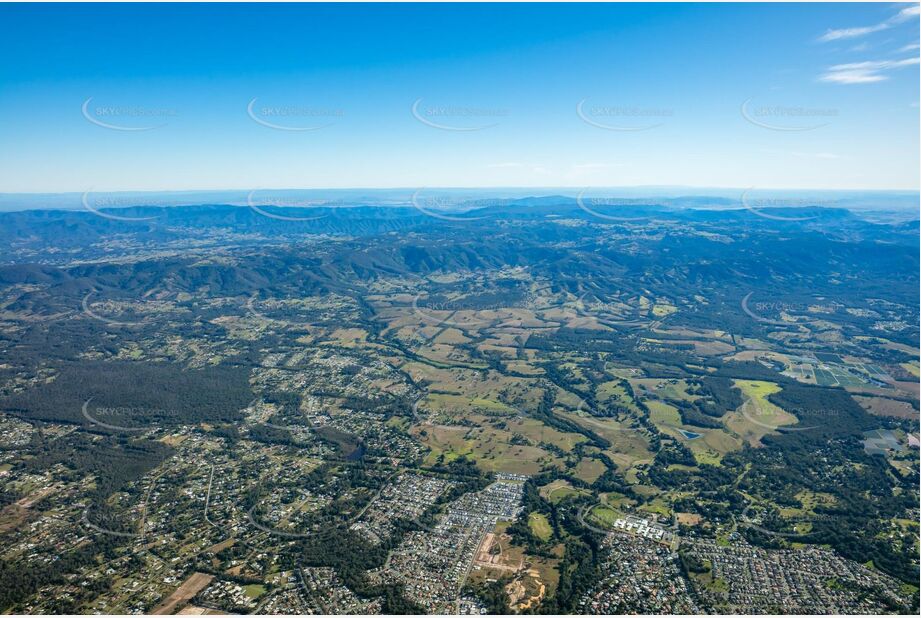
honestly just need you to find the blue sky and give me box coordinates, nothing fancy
[0,2,918,192]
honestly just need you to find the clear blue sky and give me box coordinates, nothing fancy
[0,2,918,192]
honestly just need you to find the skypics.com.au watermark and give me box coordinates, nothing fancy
[741,292,837,325]
[577,98,673,131]
[739,189,836,222]
[245,293,318,331]
[81,98,178,131]
[740,98,838,132]
[738,502,834,539]
[736,398,822,434]
[411,99,508,131]
[246,189,332,221]
[409,189,486,221]
[247,98,344,131]
[81,190,166,222]
[81,398,162,433]
[576,190,652,222]
[410,292,538,328]
[82,292,158,327]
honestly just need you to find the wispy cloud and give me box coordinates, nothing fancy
[820,56,920,84]
[818,5,920,42]
[899,42,920,52]
[897,5,921,20]
[821,23,889,42]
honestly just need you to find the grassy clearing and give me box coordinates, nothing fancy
[540,480,590,504]
[633,379,697,402]
[432,328,472,345]
[572,458,607,483]
[559,411,653,471]
[506,417,586,452]
[647,400,682,426]
[597,380,642,412]
[587,504,620,529]
[528,512,553,541]
[646,390,742,464]
[603,492,637,510]
[676,512,702,526]
[422,393,521,424]
[638,497,672,517]
[415,420,548,475]
[691,429,742,465]
[725,380,798,446]
[796,490,837,510]
[900,361,920,378]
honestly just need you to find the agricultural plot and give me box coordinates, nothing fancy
[814,364,869,388]
[863,429,907,456]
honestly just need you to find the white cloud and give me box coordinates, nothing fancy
[897,5,921,20]
[820,23,888,42]
[821,70,888,84]
[820,56,920,84]
[819,5,921,42]
[899,42,920,52]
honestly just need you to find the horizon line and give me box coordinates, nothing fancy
[2,185,920,196]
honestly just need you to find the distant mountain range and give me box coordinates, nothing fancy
[1,187,918,216]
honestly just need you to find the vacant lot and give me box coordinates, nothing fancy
[151,572,214,615]
[854,395,918,420]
